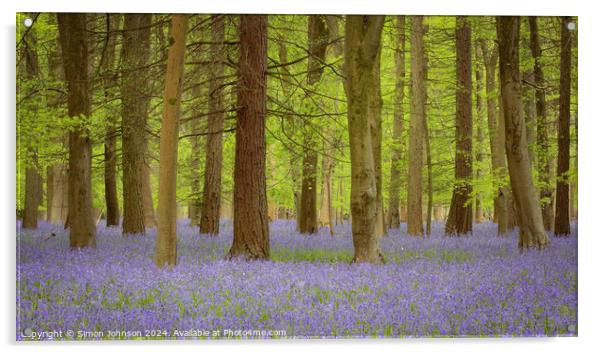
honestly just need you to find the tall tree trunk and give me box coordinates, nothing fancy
[497,16,549,249]
[101,14,120,227]
[387,16,406,230]
[57,13,96,248]
[445,16,473,236]
[121,14,152,235]
[369,36,385,237]
[528,17,554,231]
[554,16,573,236]
[200,15,226,235]
[21,24,42,229]
[344,15,385,263]
[299,15,328,234]
[188,84,202,226]
[474,39,485,223]
[424,90,433,237]
[407,15,426,237]
[155,14,188,267]
[227,15,270,260]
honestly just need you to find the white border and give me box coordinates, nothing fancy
[3,1,600,354]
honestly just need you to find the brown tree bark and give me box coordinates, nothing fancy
[528,17,554,231]
[497,16,549,249]
[344,15,385,263]
[21,24,42,229]
[188,84,202,226]
[227,15,270,260]
[387,16,407,230]
[155,14,188,267]
[101,14,120,227]
[445,16,473,236]
[200,15,226,235]
[121,14,152,235]
[57,13,96,248]
[554,17,573,236]
[298,15,329,235]
[407,15,426,237]
[474,40,485,223]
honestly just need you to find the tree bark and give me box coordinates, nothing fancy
[497,16,549,249]
[101,14,120,227]
[227,15,270,260]
[188,84,202,226]
[474,40,485,223]
[387,16,407,230]
[554,16,572,236]
[407,15,426,237]
[527,17,554,231]
[200,15,226,235]
[57,13,96,248]
[121,14,152,235]
[344,15,385,263]
[446,16,473,236]
[155,14,188,267]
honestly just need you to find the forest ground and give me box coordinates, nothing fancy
[17,220,577,339]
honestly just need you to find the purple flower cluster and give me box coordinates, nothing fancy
[16,219,577,340]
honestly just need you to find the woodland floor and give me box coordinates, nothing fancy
[17,219,577,339]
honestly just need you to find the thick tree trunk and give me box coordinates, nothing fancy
[387,16,406,230]
[57,13,96,248]
[554,17,572,236]
[155,14,188,267]
[528,17,554,231]
[369,39,385,238]
[47,163,68,224]
[121,14,152,235]
[101,14,120,227]
[200,15,226,235]
[227,15,270,260]
[407,16,426,237]
[344,15,385,263]
[497,16,549,249]
[445,16,473,236]
[299,15,328,235]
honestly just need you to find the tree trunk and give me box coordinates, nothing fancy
[121,14,152,235]
[554,17,572,236]
[200,15,226,235]
[227,15,270,260]
[57,13,96,248]
[101,14,120,227]
[497,16,549,249]
[155,14,188,267]
[344,15,385,263]
[445,16,473,236]
[407,15,426,237]
[387,16,406,230]
[299,15,328,235]
[369,35,385,238]
[188,84,202,226]
[474,40,485,223]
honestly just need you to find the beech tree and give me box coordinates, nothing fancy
[156,14,188,267]
[344,15,385,263]
[227,15,270,260]
[497,16,549,249]
[57,13,96,248]
[445,16,473,236]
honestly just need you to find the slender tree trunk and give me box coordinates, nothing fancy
[227,15,270,260]
[344,15,385,263]
[554,16,572,236]
[121,14,152,235]
[370,38,385,237]
[21,25,42,229]
[101,14,120,227]
[424,92,433,237]
[299,15,328,235]
[497,16,549,249]
[57,13,96,248]
[474,40,485,223]
[155,14,188,267]
[188,84,202,226]
[446,16,473,236]
[200,15,226,235]
[407,15,426,237]
[387,16,407,230]
[528,17,554,231]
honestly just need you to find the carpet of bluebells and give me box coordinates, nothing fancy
[16,219,577,340]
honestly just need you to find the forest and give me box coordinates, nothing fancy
[16,13,577,339]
